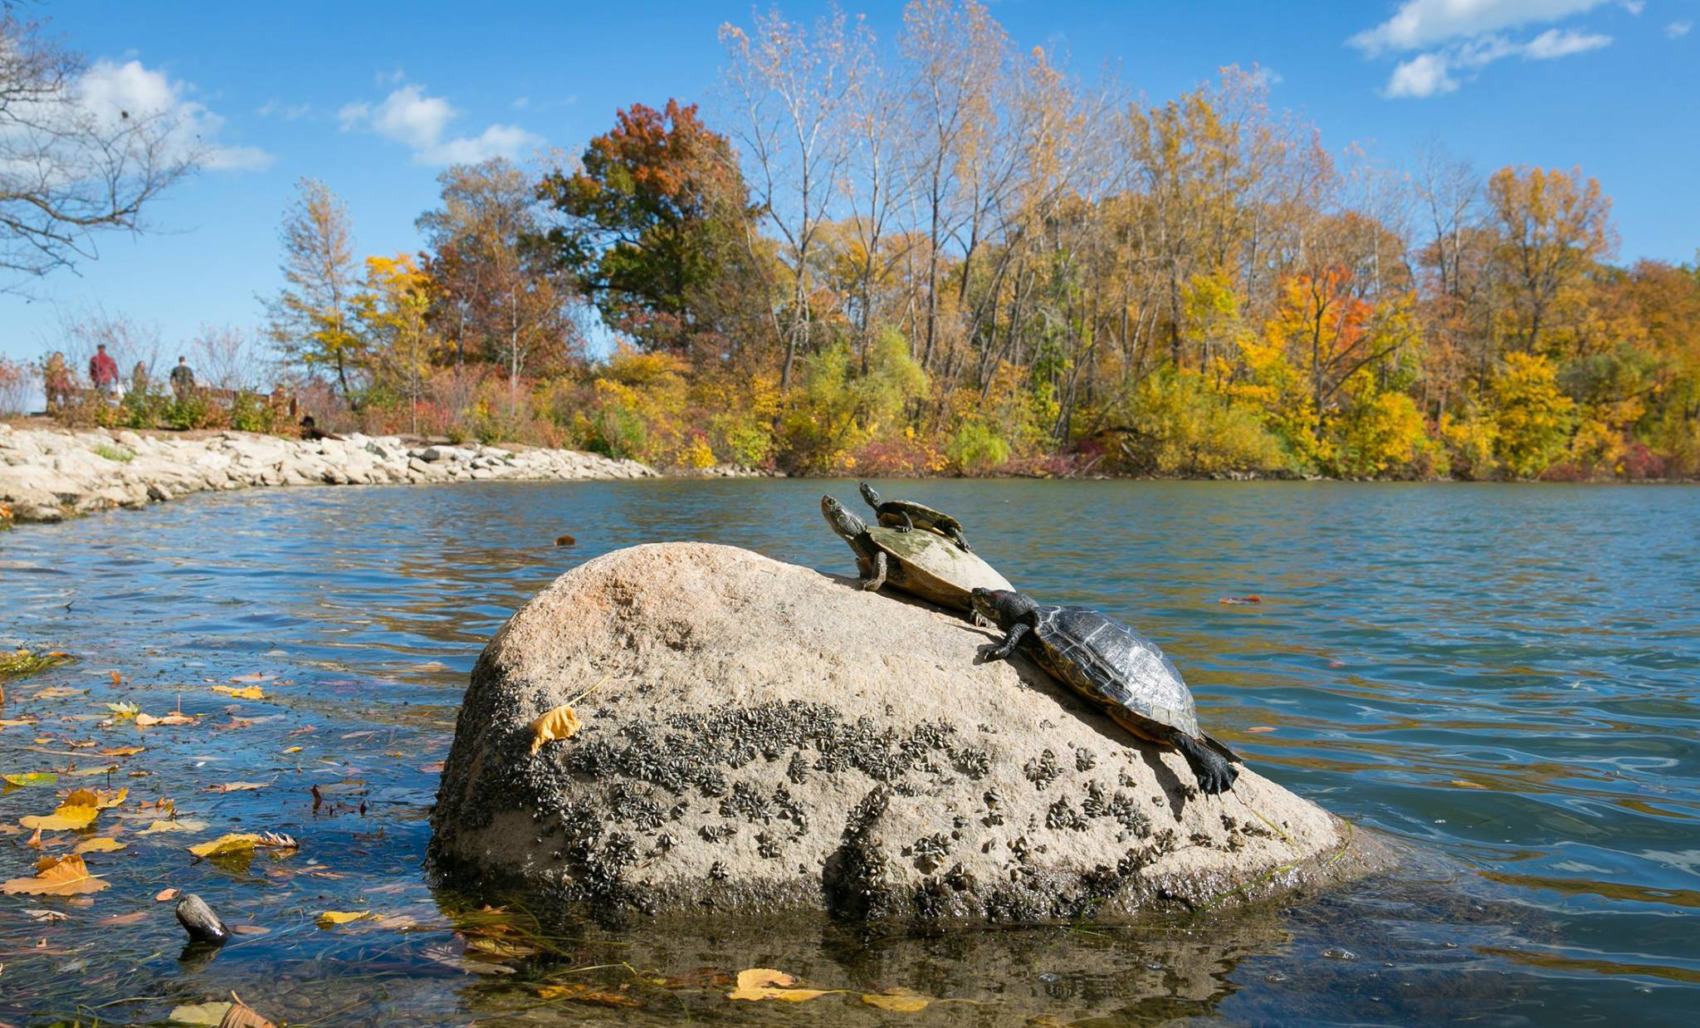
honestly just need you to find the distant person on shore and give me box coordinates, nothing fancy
[42,352,70,409]
[89,345,119,399]
[131,361,150,398]
[169,357,196,400]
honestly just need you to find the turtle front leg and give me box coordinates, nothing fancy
[862,551,888,591]
[985,623,1029,661]
[896,510,914,533]
[949,528,970,551]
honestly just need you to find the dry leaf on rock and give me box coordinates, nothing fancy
[1,854,109,895]
[529,705,582,755]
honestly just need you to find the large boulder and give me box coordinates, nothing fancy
[431,543,1380,923]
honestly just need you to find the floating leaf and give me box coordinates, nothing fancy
[1,853,110,895]
[155,887,180,901]
[208,781,268,793]
[861,989,932,1012]
[529,705,582,755]
[167,1001,231,1026]
[35,686,83,699]
[139,819,208,835]
[20,790,101,830]
[229,673,274,684]
[282,746,302,754]
[212,685,266,701]
[74,837,128,854]
[100,746,145,756]
[229,923,271,935]
[109,670,122,686]
[1246,726,1278,733]
[189,832,298,858]
[536,983,641,1007]
[1448,779,1488,790]
[105,702,140,720]
[24,907,72,922]
[316,910,370,927]
[135,712,196,727]
[728,968,836,1002]
[3,772,58,786]
[218,992,276,1028]
[90,787,128,809]
[98,910,147,925]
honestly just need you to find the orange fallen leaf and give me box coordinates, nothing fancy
[155,888,180,902]
[529,705,582,755]
[98,910,148,926]
[230,923,271,935]
[108,670,121,686]
[1246,726,1278,733]
[1,854,109,895]
[536,983,640,1007]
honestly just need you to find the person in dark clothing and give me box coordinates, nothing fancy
[169,357,196,400]
[89,345,119,397]
[299,415,343,442]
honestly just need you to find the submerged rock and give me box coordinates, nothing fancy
[430,542,1380,923]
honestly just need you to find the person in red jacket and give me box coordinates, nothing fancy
[88,344,120,398]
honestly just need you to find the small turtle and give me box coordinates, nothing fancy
[858,482,970,550]
[971,587,1240,795]
[822,496,1011,612]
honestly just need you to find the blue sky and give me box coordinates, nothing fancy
[3,0,1696,364]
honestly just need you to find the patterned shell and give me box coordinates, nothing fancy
[865,525,1009,607]
[876,501,961,530]
[1027,605,1200,738]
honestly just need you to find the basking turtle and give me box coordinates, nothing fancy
[822,496,1011,613]
[971,587,1240,795]
[858,482,970,551]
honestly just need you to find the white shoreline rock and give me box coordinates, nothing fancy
[0,424,657,524]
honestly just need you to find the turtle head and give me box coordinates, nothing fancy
[858,481,882,507]
[821,495,868,541]
[971,588,1036,630]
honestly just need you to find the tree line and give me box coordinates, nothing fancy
[33,1,1700,479]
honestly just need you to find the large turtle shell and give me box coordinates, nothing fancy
[1026,605,1200,739]
[863,525,1009,611]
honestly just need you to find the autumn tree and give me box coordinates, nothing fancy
[355,254,435,433]
[266,178,364,405]
[1486,165,1614,356]
[538,101,758,359]
[418,159,574,403]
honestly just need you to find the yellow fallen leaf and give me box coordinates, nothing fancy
[20,791,100,831]
[316,910,370,927]
[220,992,277,1028]
[1448,779,1487,789]
[105,702,140,720]
[35,687,83,699]
[727,968,836,1002]
[282,746,302,754]
[139,818,208,835]
[167,1001,231,1026]
[189,832,297,858]
[861,989,931,1012]
[211,685,267,700]
[0,853,110,895]
[90,787,128,809]
[529,705,582,755]
[2,772,58,786]
[536,983,642,1007]
[74,837,128,854]
[100,746,145,756]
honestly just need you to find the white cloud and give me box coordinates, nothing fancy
[1354,0,1619,98]
[1385,52,1460,97]
[75,59,272,171]
[1667,21,1693,38]
[1350,0,1610,54]
[1246,65,1283,88]
[511,96,530,110]
[1522,26,1612,57]
[339,83,543,165]
[1620,1,1644,14]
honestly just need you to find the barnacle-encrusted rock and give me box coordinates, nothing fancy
[430,543,1381,923]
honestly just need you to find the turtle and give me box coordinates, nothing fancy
[971,587,1241,795]
[858,482,970,550]
[822,495,1012,613]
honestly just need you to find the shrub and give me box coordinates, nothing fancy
[1110,368,1288,475]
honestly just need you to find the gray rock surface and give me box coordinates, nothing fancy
[0,424,657,524]
[430,542,1381,923]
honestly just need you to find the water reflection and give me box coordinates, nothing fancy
[1,479,1697,1025]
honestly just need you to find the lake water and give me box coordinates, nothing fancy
[1,479,1696,1026]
